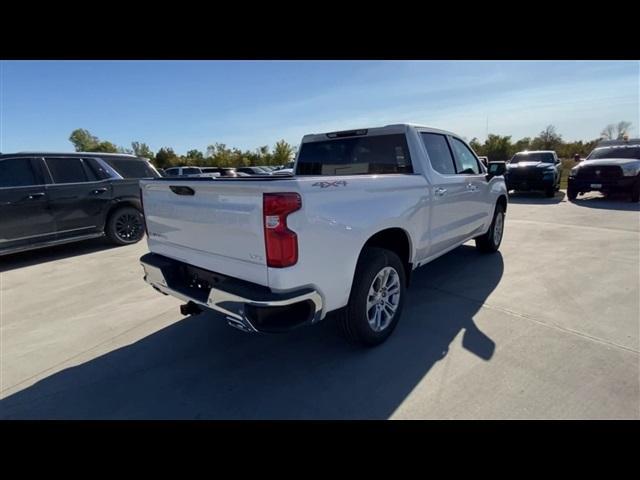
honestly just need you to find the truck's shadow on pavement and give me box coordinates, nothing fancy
[1,246,502,419]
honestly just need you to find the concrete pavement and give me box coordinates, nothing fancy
[1,190,638,419]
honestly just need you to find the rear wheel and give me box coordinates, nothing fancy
[567,187,578,201]
[475,203,505,253]
[106,206,145,246]
[337,247,406,347]
[545,186,555,198]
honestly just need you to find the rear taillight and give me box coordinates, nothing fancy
[263,193,301,268]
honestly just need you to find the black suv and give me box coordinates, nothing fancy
[505,150,562,197]
[0,152,160,256]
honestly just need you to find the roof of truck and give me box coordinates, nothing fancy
[301,123,458,143]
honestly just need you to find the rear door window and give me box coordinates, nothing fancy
[0,157,42,187]
[44,157,89,184]
[420,133,456,175]
[296,134,413,176]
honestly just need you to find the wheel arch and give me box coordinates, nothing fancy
[357,227,413,286]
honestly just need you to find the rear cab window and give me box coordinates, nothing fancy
[420,133,456,175]
[296,134,413,176]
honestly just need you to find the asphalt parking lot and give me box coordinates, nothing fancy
[1,191,638,419]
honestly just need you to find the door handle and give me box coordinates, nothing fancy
[27,192,45,200]
[435,187,447,197]
[91,188,108,195]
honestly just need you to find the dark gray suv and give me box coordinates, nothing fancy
[0,152,160,256]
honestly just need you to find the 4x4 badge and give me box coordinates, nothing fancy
[312,180,347,188]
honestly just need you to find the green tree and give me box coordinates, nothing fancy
[69,129,99,151]
[511,137,532,156]
[483,134,513,161]
[184,149,204,165]
[532,125,562,150]
[469,137,484,155]
[271,139,295,165]
[154,147,180,169]
[92,141,120,153]
[131,142,154,159]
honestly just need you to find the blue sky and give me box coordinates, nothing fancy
[1,60,638,154]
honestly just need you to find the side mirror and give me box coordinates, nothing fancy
[486,161,506,179]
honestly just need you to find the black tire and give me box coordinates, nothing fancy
[336,247,406,347]
[567,187,578,201]
[545,186,555,198]
[475,203,505,253]
[105,206,145,246]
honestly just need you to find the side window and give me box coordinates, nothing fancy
[83,158,113,180]
[420,133,456,175]
[104,158,157,178]
[45,157,88,184]
[0,158,42,187]
[450,137,481,175]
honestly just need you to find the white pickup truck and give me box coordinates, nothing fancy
[140,124,508,346]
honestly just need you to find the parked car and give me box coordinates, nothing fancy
[236,166,272,176]
[200,167,242,178]
[163,166,205,177]
[568,138,640,202]
[272,168,294,176]
[139,124,508,346]
[0,152,158,256]
[504,150,561,197]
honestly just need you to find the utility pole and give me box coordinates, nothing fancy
[486,116,489,140]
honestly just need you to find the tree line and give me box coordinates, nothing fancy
[68,129,296,169]
[469,122,633,161]
[69,120,633,168]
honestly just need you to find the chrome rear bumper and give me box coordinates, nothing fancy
[140,253,323,333]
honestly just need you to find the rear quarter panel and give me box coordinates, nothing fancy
[269,174,430,313]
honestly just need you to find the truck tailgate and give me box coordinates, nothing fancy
[141,178,274,286]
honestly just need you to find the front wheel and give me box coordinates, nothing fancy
[475,203,505,253]
[567,187,578,201]
[337,247,406,347]
[545,186,555,198]
[105,206,145,246]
